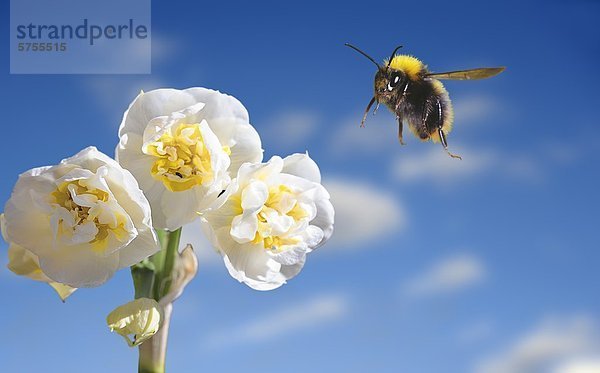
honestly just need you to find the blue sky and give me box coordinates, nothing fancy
[1,0,600,372]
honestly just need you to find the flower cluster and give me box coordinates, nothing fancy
[1,87,334,347]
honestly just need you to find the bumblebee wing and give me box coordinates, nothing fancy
[425,67,505,80]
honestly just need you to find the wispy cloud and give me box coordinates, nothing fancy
[323,178,406,249]
[402,254,486,297]
[330,113,399,156]
[452,94,501,127]
[554,358,600,373]
[391,146,543,186]
[475,315,600,373]
[391,146,496,184]
[457,319,495,345]
[202,294,348,349]
[261,110,320,151]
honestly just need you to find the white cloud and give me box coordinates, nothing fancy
[402,254,486,297]
[323,178,406,249]
[261,110,319,150]
[476,315,600,373]
[203,294,348,349]
[452,95,499,127]
[330,113,400,156]
[391,146,496,185]
[391,145,544,186]
[555,358,600,373]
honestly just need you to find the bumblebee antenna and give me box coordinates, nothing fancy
[387,45,404,68]
[345,43,381,69]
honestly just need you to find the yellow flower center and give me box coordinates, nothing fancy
[51,180,131,252]
[145,123,231,192]
[251,185,308,251]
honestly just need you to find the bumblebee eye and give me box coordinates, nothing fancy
[387,73,401,91]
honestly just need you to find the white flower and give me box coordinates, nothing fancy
[2,147,159,288]
[202,153,334,290]
[2,215,76,301]
[116,88,263,230]
[107,298,162,347]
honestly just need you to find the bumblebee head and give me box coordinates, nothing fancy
[345,43,407,103]
[374,67,406,102]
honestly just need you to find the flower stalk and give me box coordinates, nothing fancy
[137,303,172,373]
[134,228,182,373]
[153,229,182,300]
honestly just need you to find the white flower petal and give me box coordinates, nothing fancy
[279,256,307,281]
[209,117,263,173]
[268,245,308,266]
[263,207,294,236]
[117,227,159,268]
[310,198,335,248]
[282,152,321,183]
[217,230,287,291]
[237,156,284,185]
[184,87,249,123]
[38,243,120,287]
[119,89,200,137]
[240,181,268,211]
[160,188,205,231]
[230,212,259,243]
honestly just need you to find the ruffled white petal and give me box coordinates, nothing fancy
[217,229,287,291]
[282,152,321,183]
[310,198,335,248]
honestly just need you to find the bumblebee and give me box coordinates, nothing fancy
[345,43,505,159]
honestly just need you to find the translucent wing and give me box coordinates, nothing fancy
[426,67,505,80]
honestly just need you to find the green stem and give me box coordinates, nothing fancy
[131,260,155,299]
[153,228,182,300]
[134,228,182,373]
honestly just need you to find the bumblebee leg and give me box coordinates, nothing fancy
[421,104,432,139]
[373,101,381,115]
[397,116,406,145]
[361,97,376,128]
[436,99,462,160]
[438,128,461,160]
[436,100,462,160]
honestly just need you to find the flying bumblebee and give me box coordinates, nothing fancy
[345,43,505,159]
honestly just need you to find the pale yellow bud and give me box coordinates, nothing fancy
[107,298,162,347]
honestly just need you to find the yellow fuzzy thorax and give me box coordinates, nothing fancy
[387,55,425,80]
